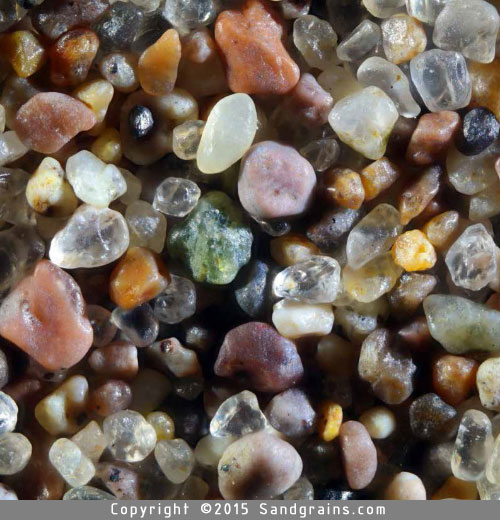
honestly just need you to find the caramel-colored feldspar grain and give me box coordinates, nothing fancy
[433,355,478,406]
[422,211,461,250]
[360,158,400,201]
[323,168,365,210]
[0,31,46,78]
[110,247,170,310]
[138,29,181,96]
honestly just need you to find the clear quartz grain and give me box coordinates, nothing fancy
[253,216,291,238]
[358,328,416,404]
[111,303,159,347]
[63,486,115,500]
[210,390,267,438]
[445,224,497,291]
[48,438,96,487]
[328,86,399,160]
[195,435,235,468]
[293,15,338,70]
[343,252,404,304]
[0,131,28,167]
[0,391,18,434]
[300,138,340,172]
[99,53,140,93]
[0,170,34,227]
[452,410,493,481]
[173,120,205,161]
[0,482,17,500]
[447,143,500,195]
[133,0,161,12]
[154,439,194,484]
[71,421,108,464]
[66,151,127,208]
[49,205,130,269]
[103,410,157,462]
[281,0,311,19]
[335,297,389,344]
[125,200,167,254]
[153,177,201,218]
[153,274,196,324]
[87,305,117,348]
[433,0,499,64]
[362,0,405,18]
[119,168,143,205]
[410,49,472,112]
[163,0,217,31]
[357,57,421,118]
[470,186,500,221]
[273,255,341,304]
[337,20,381,62]
[318,64,362,102]
[347,204,402,270]
[406,0,449,25]
[0,168,31,225]
[0,433,31,475]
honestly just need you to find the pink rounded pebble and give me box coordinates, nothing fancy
[238,141,317,220]
[284,73,334,128]
[218,431,303,499]
[339,421,378,490]
[0,260,93,371]
[214,322,304,393]
[14,92,96,153]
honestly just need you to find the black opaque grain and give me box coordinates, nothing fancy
[457,107,500,156]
